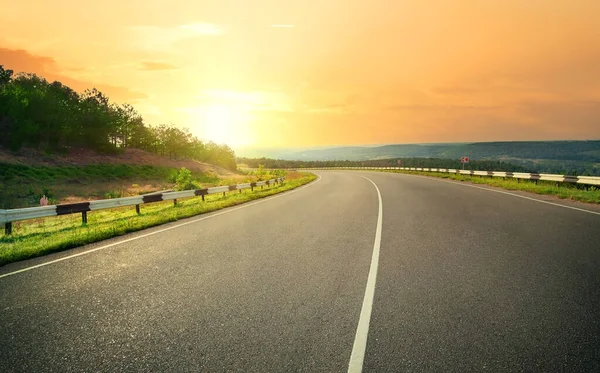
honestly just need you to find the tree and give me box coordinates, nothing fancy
[0,65,13,87]
[0,66,239,169]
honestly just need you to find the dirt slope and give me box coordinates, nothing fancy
[0,148,238,177]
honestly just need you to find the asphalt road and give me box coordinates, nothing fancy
[1,171,599,372]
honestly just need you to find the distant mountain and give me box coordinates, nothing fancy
[237,140,600,175]
[239,140,600,162]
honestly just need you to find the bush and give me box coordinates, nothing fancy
[175,167,199,191]
[255,164,266,181]
[167,169,179,183]
[104,190,121,199]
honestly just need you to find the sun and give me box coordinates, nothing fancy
[200,103,254,146]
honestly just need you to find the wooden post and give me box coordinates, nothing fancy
[174,199,177,206]
[136,204,141,215]
[201,195,205,201]
[5,222,12,235]
[239,189,242,194]
[82,211,88,225]
[223,192,226,197]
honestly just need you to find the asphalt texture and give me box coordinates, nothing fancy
[1,171,599,372]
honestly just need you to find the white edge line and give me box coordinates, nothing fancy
[386,172,600,216]
[0,175,322,280]
[348,176,383,373]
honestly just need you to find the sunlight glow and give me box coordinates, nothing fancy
[199,103,255,147]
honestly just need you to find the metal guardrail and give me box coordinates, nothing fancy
[300,167,600,187]
[1,177,285,235]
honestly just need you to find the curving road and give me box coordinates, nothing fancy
[1,171,600,372]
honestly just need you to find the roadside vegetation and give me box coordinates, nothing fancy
[238,156,530,172]
[0,171,316,266]
[382,169,600,204]
[0,163,223,208]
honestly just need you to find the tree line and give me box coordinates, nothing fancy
[239,156,600,175]
[237,157,530,172]
[0,65,236,170]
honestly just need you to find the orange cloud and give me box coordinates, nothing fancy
[0,47,147,102]
[138,61,178,71]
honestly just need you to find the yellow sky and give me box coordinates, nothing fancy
[1,0,599,148]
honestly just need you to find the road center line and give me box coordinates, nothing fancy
[348,176,383,373]
[0,175,322,280]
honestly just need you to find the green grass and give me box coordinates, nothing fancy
[0,163,221,208]
[0,172,317,266]
[0,163,219,184]
[377,169,600,204]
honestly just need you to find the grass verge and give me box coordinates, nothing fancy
[0,172,317,266]
[377,169,600,204]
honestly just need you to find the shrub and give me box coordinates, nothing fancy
[175,167,199,191]
[167,169,179,183]
[255,164,266,181]
[104,190,121,199]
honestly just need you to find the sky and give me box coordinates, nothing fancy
[1,0,599,149]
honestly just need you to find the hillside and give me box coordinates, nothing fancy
[0,147,238,176]
[0,147,246,209]
[0,65,248,208]
[248,140,600,175]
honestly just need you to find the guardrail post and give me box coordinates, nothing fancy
[223,192,226,197]
[136,204,141,215]
[239,189,242,194]
[5,222,12,235]
[174,199,178,206]
[82,211,87,225]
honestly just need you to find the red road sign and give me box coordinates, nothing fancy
[461,156,470,163]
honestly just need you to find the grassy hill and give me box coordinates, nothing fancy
[0,147,246,209]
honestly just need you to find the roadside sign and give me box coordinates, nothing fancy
[397,160,402,166]
[461,156,469,170]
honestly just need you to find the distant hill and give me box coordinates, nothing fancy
[238,140,600,176]
[270,141,600,162]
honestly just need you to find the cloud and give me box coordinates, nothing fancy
[127,23,224,52]
[0,47,147,102]
[138,61,178,71]
[386,104,502,112]
[179,23,223,35]
[302,104,350,114]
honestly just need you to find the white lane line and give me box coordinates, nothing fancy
[348,176,383,373]
[0,176,322,280]
[391,172,600,216]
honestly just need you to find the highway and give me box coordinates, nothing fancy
[1,171,599,372]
